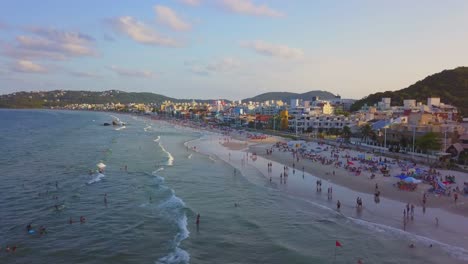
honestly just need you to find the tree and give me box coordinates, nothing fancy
[415,132,441,155]
[400,136,408,148]
[458,151,468,166]
[360,124,372,142]
[342,126,351,141]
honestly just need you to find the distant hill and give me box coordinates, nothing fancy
[0,90,177,108]
[242,90,337,103]
[350,67,468,116]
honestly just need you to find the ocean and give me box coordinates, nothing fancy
[0,109,466,264]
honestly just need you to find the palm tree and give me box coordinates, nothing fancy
[342,126,351,142]
[360,124,372,143]
[416,132,442,163]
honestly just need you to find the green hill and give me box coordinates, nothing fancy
[0,90,176,108]
[350,67,468,116]
[242,90,336,103]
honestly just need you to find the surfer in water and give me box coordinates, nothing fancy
[104,193,108,205]
[196,214,200,226]
[80,216,86,224]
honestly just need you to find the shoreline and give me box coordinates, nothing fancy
[190,134,468,259]
[133,114,468,259]
[248,143,468,218]
[150,118,468,256]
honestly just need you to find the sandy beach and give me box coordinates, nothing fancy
[151,117,468,261]
[248,142,468,218]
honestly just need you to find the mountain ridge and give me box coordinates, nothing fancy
[0,89,338,108]
[350,67,468,116]
[242,90,337,103]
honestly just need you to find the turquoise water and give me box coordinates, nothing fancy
[0,110,466,264]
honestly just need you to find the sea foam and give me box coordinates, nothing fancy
[156,190,190,264]
[158,140,174,166]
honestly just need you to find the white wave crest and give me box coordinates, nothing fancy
[153,167,165,174]
[156,247,190,264]
[158,141,174,166]
[156,192,190,264]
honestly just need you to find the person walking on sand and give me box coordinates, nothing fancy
[454,193,458,204]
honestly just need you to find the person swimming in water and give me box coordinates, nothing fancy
[69,217,73,224]
[80,216,86,223]
[39,226,47,235]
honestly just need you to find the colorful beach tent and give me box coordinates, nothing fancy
[437,181,447,190]
[404,177,422,184]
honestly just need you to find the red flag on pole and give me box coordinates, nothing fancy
[336,240,342,247]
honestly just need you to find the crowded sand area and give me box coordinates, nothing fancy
[248,141,468,217]
[157,117,468,256]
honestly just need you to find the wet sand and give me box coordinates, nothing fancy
[190,134,468,260]
[146,117,468,261]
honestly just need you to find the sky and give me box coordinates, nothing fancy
[1,0,468,100]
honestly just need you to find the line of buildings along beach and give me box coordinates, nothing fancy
[60,95,468,164]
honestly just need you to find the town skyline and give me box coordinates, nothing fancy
[1,1,468,100]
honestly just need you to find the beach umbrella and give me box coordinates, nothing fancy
[395,174,407,180]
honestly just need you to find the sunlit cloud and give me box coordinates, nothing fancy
[4,27,96,60]
[11,59,47,73]
[186,57,240,75]
[69,70,102,78]
[108,65,155,78]
[241,40,304,59]
[221,0,284,18]
[108,16,179,47]
[155,5,191,31]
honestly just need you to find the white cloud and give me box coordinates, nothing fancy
[155,5,191,31]
[11,60,47,73]
[180,0,201,6]
[241,40,304,59]
[109,16,179,47]
[69,70,102,78]
[108,65,155,78]
[186,57,240,75]
[221,0,284,18]
[4,27,96,60]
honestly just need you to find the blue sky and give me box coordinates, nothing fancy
[1,0,468,100]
